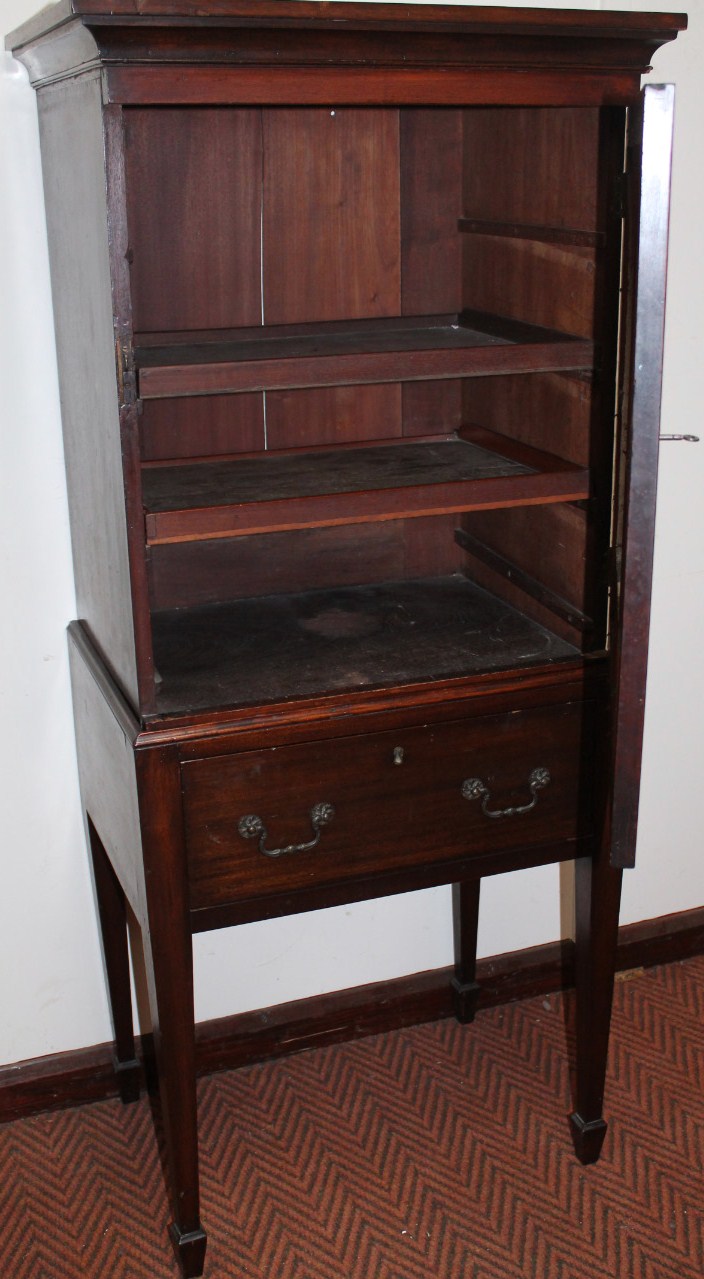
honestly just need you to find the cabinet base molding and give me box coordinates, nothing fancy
[2,904,702,1127]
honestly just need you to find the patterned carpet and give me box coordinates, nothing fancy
[2,956,704,1278]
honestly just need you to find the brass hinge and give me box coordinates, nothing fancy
[115,336,136,407]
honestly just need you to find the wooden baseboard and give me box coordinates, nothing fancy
[3,905,703,1125]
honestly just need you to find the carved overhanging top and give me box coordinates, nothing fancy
[6,2,690,39]
[7,1,686,86]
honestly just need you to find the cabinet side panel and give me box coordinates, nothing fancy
[68,629,146,928]
[462,504,591,629]
[458,370,592,645]
[37,74,139,706]
[466,370,591,466]
[463,107,600,229]
[458,106,622,652]
[462,107,599,334]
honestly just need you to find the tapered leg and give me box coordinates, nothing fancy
[569,850,623,1165]
[88,817,141,1104]
[451,879,481,1023]
[137,748,207,1279]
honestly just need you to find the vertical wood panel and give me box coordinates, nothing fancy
[68,628,145,926]
[148,524,406,610]
[403,515,462,579]
[401,108,463,437]
[37,76,140,707]
[400,109,463,315]
[463,504,591,617]
[462,107,601,337]
[125,107,262,333]
[263,108,401,324]
[464,239,597,337]
[141,395,264,461]
[466,372,592,465]
[458,106,612,649]
[265,384,402,449]
[263,107,402,445]
[398,110,463,574]
[463,107,601,229]
[147,515,465,613]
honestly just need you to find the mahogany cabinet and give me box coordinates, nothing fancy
[8,3,686,1274]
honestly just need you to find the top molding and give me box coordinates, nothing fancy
[6,2,689,40]
[7,3,687,103]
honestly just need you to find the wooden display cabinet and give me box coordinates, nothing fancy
[8,3,686,1275]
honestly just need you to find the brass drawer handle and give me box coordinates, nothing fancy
[461,767,551,819]
[237,802,335,858]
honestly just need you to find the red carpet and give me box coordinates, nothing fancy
[2,956,703,1277]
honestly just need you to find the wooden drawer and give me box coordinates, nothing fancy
[182,700,593,910]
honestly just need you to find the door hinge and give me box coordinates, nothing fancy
[115,336,136,407]
[612,172,628,220]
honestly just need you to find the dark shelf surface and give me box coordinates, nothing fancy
[152,574,580,716]
[136,311,594,399]
[144,437,532,510]
[142,430,588,544]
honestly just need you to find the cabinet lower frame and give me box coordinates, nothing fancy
[69,621,622,1279]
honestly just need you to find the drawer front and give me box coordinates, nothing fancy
[182,701,592,909]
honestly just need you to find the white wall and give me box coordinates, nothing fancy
[1,0,701,1067]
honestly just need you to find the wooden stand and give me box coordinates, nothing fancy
[8,4,685,1274]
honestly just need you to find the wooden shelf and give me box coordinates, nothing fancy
[151,573,581,716]
[142,427,590,545]
[135,311,594,400]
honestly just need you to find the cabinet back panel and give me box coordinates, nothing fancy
[148,515,461,610]
[400,109,464,439]
[400,108,463,315]
[141,393,265,461]
[124,108,262,333]
[262,108,401,325]
[265,384,402,450]
[402,380,463,438]
[262,107,404,452]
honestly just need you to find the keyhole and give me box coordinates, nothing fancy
[393,746,404,766]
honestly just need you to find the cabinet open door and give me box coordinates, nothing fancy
[611,84,676,869]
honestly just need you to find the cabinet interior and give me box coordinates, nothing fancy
[124,103,622,716]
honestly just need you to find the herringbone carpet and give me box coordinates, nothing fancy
[2,956,704,1278]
